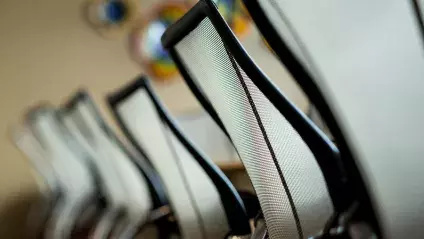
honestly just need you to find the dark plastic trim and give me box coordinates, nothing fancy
[161,2,208,49]
[412,0,424,45]
[107,76,251,236]
[62,90,168,209]
[107,79,209,239]
[241,0,380,233]
[162,0,350,212]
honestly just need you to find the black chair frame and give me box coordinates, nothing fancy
[239,0,381,233]
[107,76,251,236]
[63,91,169,209]
[161,0,351,217]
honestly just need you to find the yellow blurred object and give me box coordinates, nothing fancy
[232,13,250,38]
[150,61,180,79]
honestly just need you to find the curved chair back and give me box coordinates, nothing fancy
[62,93,155,238]
[242,0,424,237]
[108,76,251,238]
[12,126,61,198]
[161,1,348,238]
[12,126,62,238]
[26,107,96,239]
[60,109,128,238]
[63,91,168,208]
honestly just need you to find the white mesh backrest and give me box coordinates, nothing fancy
[62,114,127,238]
[30,112,94,198]
[12,126,60,237]
[29,111,96,239]
[165,126,229,238]
[68,101,152,237]
[175,18,333,239]
[114,88,229,239]
[62,115,126,205]
[12,126,59,194]
[255,1,424,238]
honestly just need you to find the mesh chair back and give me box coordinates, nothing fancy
[161,1,348,238]
[62,93,154,237]
[12,126,60,196]
[63,91,168,209]
[12,126,61,239]
[242,0,424,237]
[25,107,96,239]
[107,77,251,238]
[60,108,129,238]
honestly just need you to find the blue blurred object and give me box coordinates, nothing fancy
[105,0,127,23]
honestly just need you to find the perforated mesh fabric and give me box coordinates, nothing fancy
[165,126,229,238]
[69,101,153,238]
[12,127,59,193]
[28,111,96,239]
[62,113,129,239]
[114,88,230,239]
[175,18,333,239]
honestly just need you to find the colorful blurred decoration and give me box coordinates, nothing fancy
[186,0,251,36]
[129,0,250,81]
[214,0,251,37]
[129,2,188,80]
[85,0,138,38]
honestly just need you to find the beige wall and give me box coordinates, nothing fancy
[0,0,307,237]
[0,0,193,236]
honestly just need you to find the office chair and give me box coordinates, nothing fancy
[59,109,130,238]
[161,1,352,238]
[241,0,424,238]
[63,91,168,208]
[25,106,97,239]
[107,76,251,238]
[62,92,163,238]
[12,126,62,239]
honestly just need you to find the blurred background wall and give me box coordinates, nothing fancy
[0,0,307,237]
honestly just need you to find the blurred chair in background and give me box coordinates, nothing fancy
[108,76,252,238]
[60,103,133,239]
[62,92,170,238]
[24,107,97,239]
[11,126,62,239]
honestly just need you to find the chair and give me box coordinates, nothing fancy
[241,0,424,238]
[107,76,251,238]
[25,106,97,239]
[62,92,163,238]
[11,126,62,239]
[161,1,349,238]
[60,106,130,238]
